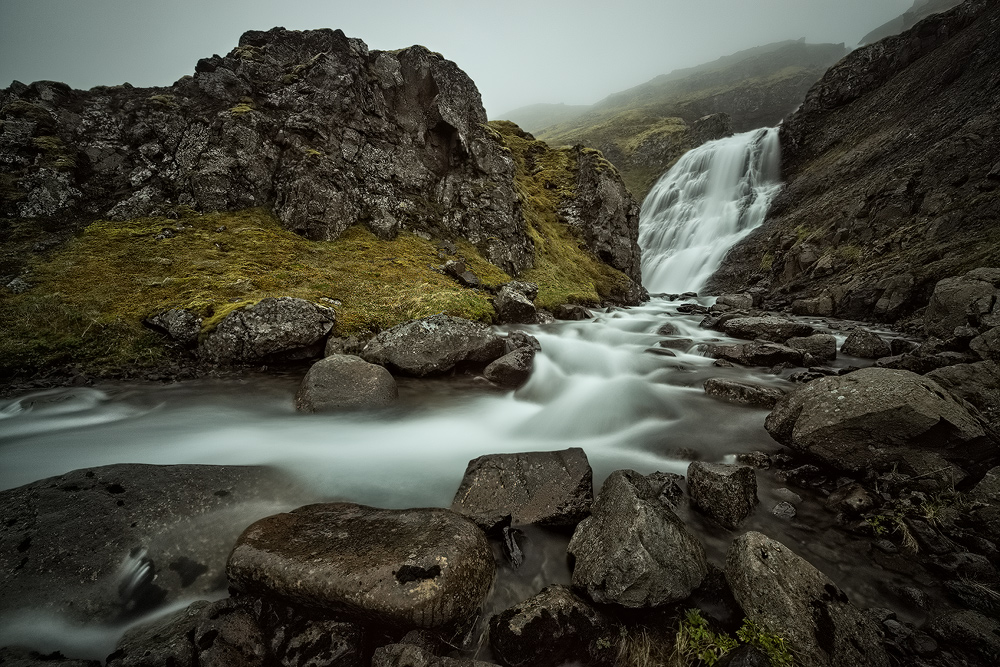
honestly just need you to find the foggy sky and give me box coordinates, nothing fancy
[1,0,913,117]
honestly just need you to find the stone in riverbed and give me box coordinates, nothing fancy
[199,297,335,364]
[488,585,617,667]
[686,462,758,529]
[722,316,814,343]
[494,281,539,324]
[709,341,804,367]
[703,377,785,408]
[787,334,837,362]
[226,503,494,635]
[483,347,535,388]
[295,354,398,412]
[360,314,505,376]
[726,531,889,667]
[839,328,891,359]
[715,293,753,310]
[451,448,592,531]
[764,367,990,474]
[553,303,593,320]
[567,470,707,607]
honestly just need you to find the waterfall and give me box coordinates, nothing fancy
[638,127,781,294]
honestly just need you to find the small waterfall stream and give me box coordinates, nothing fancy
[639,128,782,294]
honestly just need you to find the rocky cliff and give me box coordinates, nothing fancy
[708,0,1000,323]
[0,28,643,381]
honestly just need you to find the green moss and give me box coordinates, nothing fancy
[31,135,76,170]
[834,244,862,263]
[147,94,178,110]
[0,209,501,379]
[489,120,632,308]
[760,252,774,272]
[230,103,254,116]
[0,99,53,124]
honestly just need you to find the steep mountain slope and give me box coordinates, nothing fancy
[708,0,1000,323]
[535,41,848,200]
[860,0,964,44]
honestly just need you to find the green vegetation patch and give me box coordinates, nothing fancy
[0,208,501,379]
[489,120,632,308]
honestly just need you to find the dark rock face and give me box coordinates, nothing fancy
[926,610,1000,665]
[199,297,335,364]
[553,304,593,320]
[451,448,592,531]
[483,347,535,388]
[226,503,494,634]
[567,470,707,607]
[488,585,616,667]
[972,326,1000,362]
[924,268,1000,338]
[839,328,891,359]
[372,643,492,667]
[764,367,989,473]
[258,600,364,667]
[927,360,1000,428]
[687,462,758,529]
[0,464,303,624]
[493,281,538,324]
[703,377,785,409]
[708,2,1000,323]
[722,316,814,343]
[0,29,535,274]
[359,314,505,376]
[726,532,889,667]
[295,354,398,412]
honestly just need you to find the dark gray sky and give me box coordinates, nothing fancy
[1,0,912,116]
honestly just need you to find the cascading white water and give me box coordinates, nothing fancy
[639,127,781,294]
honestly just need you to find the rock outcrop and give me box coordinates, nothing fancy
[709,1,1000,323]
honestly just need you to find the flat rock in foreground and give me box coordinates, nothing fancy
[226,503,494,634]
[726,531,889,667]
[765,367,989,473]
[360,314,505,376]
[451,448,593,531]
[722,317,815,343]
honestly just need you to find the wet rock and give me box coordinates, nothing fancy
[655,321,678,335]
[360,314,505,377]
[709,341,804,367]
[372,644,492,667]
[772,501,796,519]
[488,585,616,667]
[678,303,709,315]
[258,600,363,667]
[825,483,876,516]
[0,464,302,624]
[927,360,1000,427]
[145,308,203,346]
[715,644,772,667]
[722,317,815,343]
[686,462,758,529]
[726,531,889,667]
[703,377,785,408]
[839,328,891,359]
[927,610,1000,665]
[199,297,335,364]
[324,335,368,357]
[701,311,745,331]
[295,354,398,412]
[973,466,1000,505]
[774,487,803,504]
[504,330,541,354]
[787,334,837,362]
[568,470,707,607]
[553,304,593,320]
[716,294,753,309]
[764,367,990,473]
[107,600,210,667]
[483,347,535,388]
[928,551,996,580]
[738,451,772,469]
[791,294,835,317]
[656,337,693,352]
[645,471,685,508]
[227,503,494,634]
[925,269,1000,339]
[494,282,538,324]
[451,448,592,531]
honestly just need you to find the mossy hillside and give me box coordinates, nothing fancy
[488,120,632,308]
[0,208,509,379]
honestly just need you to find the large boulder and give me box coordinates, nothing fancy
[703,378,785,409]
[359,314,505,376]
[199,297,335,364]
[494,281,538,325]
[144,308,203,347]
[722,317,814,343]
[227,503,494,635]
[0,464,303,625]
[687,462,758,529]
[764,367,990,473]
[971,326,1000,362]
[295,354,398,412]
[567,470,707,607]
[726,532,889,667]
[488,585,617,667]
[925,268,1000,339]
[927,360,1000,427]
[451,448,592,531]
[787,334,837,363]
[839,328,891,359]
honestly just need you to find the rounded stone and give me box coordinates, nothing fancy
[295,354,398,412]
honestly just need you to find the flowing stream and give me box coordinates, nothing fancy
[639,128,781,294]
